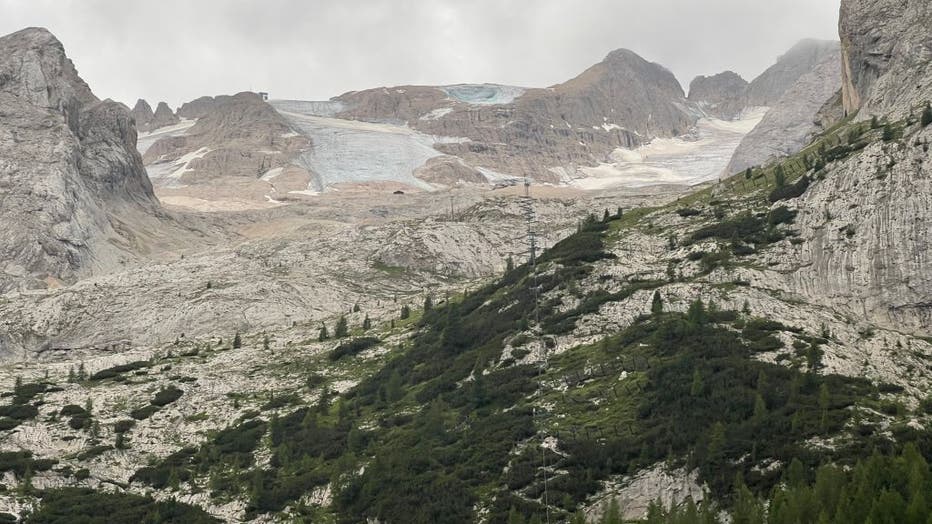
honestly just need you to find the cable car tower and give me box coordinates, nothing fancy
[521,177,551,523]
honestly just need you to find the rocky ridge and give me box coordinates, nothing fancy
[0,27,161,293]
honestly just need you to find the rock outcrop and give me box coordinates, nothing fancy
[687,71,748,118]
[145,92,308,181]
[839,0,932,118]
[331,48,697,182]
[780,0,932,329]
[131,99,155,130]
[150,101,179,129]
[0,27,160,292]
[725,49,841,174]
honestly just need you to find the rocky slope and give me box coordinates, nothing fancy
[691,39,839,122]
[725,48,842,174]
[332,49,696,184]
[0,27,161,293]
[143,92,311,210]
[840,0,932,119]
[131,99,155,130]
[687,71,748,118]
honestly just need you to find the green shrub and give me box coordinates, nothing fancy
[328,337,380,361]
[151,386,183,407]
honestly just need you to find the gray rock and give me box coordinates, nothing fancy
[131,99,154,131]
[687,71,748,119]
[840,0,932,118]
[149,101,179,130]
[0,27,158,292]
[726,48,841,174]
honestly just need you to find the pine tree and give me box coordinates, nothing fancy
[753,393,767,425]
[922,104,932,127]
[318,324,329,341]
[603,208,611,222]
[334,316,349,338]
[262,336,270,351]
[400,304,411,320]
[690,369,703,397]
[353,303,361,313]
[871,115,881,129]
[774,165,786,188]
[423,295,433,312]
[883,124,897,141]
[232,332,242,349]
[651,290,663,315]
[745,167,753,180]
[362,314,371,331]
[819,383,830,430]
[505,255,515,272]
[602,498,623,524]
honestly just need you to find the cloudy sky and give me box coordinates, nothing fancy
[0,0,840,109]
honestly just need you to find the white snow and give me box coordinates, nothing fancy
[259,167,284,182]
[571,111,766,190]
[420,107,454,121]
[136,118,196,155]
[269,99,346,117]
[441,84,526,106]
[145,146,211,187]
[271,100,470,192]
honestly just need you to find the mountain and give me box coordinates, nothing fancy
[0,27,160,292]
[2,3,932,522]
[840,0,932,118]
[332,48,696,184]
[131,99,155,130]
[687,71,748,117]
[690,39,839,121]
[143,92,310,210]
[725,48,841,175]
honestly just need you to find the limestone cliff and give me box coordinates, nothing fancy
[0,27,159,292]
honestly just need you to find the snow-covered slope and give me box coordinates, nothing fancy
[271,101,469,191]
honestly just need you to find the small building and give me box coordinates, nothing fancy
[258,92,269,101]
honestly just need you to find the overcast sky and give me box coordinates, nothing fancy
[0,0,840,109]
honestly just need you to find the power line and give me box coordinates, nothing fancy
[522,177,551,524]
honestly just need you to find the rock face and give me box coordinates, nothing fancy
[688,71,748,118]
[150,101,179,129]
[744,39,839,109]
[840,0,932,118]
[782,0,932,329]
[0,27,159,292]
[694,40,839,122]
[725,49,841,174]
[144,92,308,192]
[131,99,155,130]
[176,95,217,119]
[331,48,697,182]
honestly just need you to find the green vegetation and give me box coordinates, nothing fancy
[89,361,149,381]
[24,487,219,523]
[151,385,184,407]
[328,337,380,361]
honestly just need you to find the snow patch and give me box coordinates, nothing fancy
[441,84,526,106]
[570,111,766,190]
[259,167,284,182]
[420,107,454,121]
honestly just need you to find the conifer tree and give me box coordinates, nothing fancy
[334,316,349,338]
[232,332,242,349]
[400,304,411,320]
[362,314,371,331]
[651,290,663,315]
[318,324,329,341]
[922,103,932,127]
[423,295,433,312]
